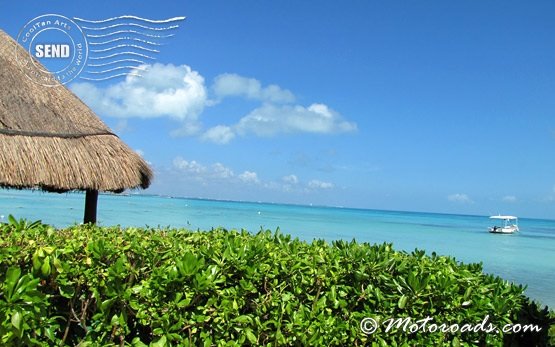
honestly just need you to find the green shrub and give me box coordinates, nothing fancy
[0,216,553,346]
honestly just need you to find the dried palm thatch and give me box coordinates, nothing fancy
[0,29,152,222]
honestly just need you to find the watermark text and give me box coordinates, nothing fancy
[360,315,542,335]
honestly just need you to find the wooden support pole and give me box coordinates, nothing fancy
[83,189,98,224]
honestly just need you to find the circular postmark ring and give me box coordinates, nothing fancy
[16,14,88,87]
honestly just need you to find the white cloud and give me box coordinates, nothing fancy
[161,157,343,200]
[235,103,357,137]
[308,179,334,190]
[447,193,473,204]
[238,171,260,184]
[201,125,236,144]
[212,163,234,179]
[72,65,356,144]
[213,73,295,103]
[173,157,206,174]
[171,157,256,185]
[172,157,236,182]
[206,74,356,144]
[502,195,517,203]
[282,174,299,185]
[281,174,299,192]
[71,63,207,126]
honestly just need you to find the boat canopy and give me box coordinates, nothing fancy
[489,215,518,220]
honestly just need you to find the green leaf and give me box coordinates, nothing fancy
[52,257,64,273]
[41,256,51,276]
[234,315,252,324]
[101,298,115,312]
[4,267,22,299]
[151,335,167,347]
[8,214,18,226]
[43,246,55,255]
[275,329,286,345]
[246,329,257,344]
[398,295,408,309]
[463,286,472,300]
[11,311,22,330]
[131,337,149,347]
[32,252,42,272]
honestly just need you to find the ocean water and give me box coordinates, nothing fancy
[1,189,554,308]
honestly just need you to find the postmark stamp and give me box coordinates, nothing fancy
[15,14,185,86]
[16,14,88,86]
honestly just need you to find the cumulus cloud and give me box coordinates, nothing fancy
[201,125,236,144]
[173,157,206,174]
[173,157,237,181]
[281,174,299,192]
[72,65,356,144]
[71,63,208,134]
[234,103,357,137]
[447,193,473,204]
[282,174,299,185]
[213,73,295,103]
[238,171,260,184]
[172,157,258,184]
[203,74,357,144]
[168,157,339,197]
[308,179,334,190]
[212,162,234,179]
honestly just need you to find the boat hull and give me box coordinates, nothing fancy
[488,226,519,234]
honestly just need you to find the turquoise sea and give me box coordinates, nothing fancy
[1,189,554,308]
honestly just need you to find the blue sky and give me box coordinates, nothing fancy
[2,1,555,219]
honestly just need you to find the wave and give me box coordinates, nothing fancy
[75,15,184,82]
[88,37,161,46]
[87,30,175,39]
[80,23,180,31]
[74,15,186,24]
[83,65,148,75]
[88,52,156,60]
[87,59,147,67]
[90,44,160,53]
[78,72,143,81]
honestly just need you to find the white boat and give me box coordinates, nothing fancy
[488,215,519,234]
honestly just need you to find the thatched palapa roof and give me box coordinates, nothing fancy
[0,29,152,194]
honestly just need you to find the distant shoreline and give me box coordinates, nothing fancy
[1,188,553,222]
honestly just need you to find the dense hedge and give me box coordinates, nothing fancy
[0,217,553,346]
